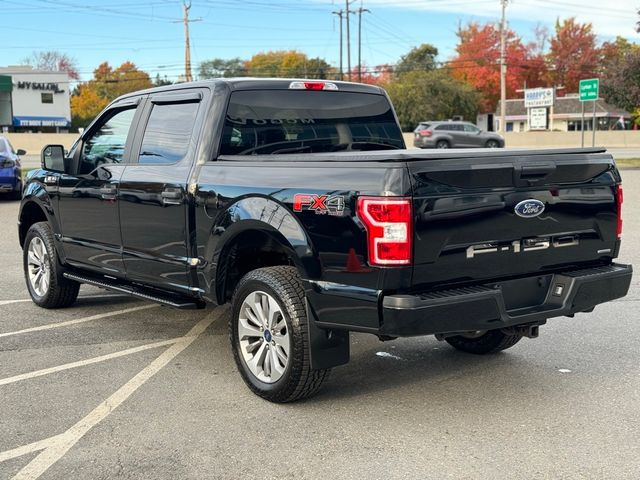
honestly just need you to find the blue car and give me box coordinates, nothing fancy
[0,136,25,200]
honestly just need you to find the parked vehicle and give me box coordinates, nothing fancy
[413,121,505,149]
[0,136,25,199]
[19,79,632,402]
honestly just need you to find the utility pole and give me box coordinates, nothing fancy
[332,10,344,80]
[499,0,508,133]
[345,0,352,81]
[356,7,370,83]
[175,1,201,82]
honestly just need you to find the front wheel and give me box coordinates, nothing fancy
[23,222,80,308]
[230,266,330,402]
[444,329,523,354]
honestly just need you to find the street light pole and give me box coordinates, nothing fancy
[499,0,508,133]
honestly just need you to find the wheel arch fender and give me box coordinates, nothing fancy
[18,183,60,249]
[205,196,321,304]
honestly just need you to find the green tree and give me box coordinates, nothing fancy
[199,58,247,78]
[245,50,333,78]
[601,49,640,122]
[395,44,438,73]
[384,70,479,131]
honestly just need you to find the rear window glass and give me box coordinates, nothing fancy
[139,102,199,164]
[415,123,430,131]
[219,90,404,155]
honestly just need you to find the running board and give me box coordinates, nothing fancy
[63,272,205,310]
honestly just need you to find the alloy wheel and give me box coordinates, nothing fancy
[27,236,50,297]
[237,290,290,383]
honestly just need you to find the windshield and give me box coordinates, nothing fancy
[219,90,404,155]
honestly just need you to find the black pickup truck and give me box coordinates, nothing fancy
[19,79,632,402]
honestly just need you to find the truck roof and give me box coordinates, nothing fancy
[116,78,386,102]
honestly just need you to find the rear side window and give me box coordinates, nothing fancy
[139,102,199,164]
[219,90,404,155]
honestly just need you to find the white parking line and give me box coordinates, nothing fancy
[0,435,64,464]
[9,315,214,480]
[0,299,31,306]
[0,294,134,307]
[0,304,158,339]
[0,338,180,386]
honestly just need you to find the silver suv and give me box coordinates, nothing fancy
[413,121,505,149]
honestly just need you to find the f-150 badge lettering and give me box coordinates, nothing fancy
[293,194,345,216]
[466,236,579,259]
[514,199,545,218]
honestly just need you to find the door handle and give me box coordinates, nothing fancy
[161,187,183,205]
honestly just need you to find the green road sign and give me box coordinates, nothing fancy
[579,78,599,102]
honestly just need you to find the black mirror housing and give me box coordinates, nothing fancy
[16,148,27,156]
[41,144,66,172]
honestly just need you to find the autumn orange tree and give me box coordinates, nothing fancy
[71,61,152,129]
[547,18,600,92]
[450,22,543,112]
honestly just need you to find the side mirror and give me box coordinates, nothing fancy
[16,148,27,156]
[41,144,66,172]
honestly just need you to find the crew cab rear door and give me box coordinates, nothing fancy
[408,150,620,290]
[118,89,205,295]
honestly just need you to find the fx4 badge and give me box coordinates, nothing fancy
[293,193,345,216]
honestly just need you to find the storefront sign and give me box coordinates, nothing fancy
[12,116,69,127]
[529,107,547,130]
[524,88,554,108]
[16,81,64,93]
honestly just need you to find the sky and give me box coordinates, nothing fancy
[1,0,639,82]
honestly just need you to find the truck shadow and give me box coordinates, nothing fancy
[307,335,552,404]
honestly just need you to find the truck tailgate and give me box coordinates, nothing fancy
[408,150,621,289]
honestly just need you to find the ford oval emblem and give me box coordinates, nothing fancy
[514,199,545,218]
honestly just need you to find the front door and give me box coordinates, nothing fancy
[57,101,142,276]
[119,91,203,295]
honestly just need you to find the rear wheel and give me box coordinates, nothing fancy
[230,266,330,402]
[444,329,523,354]
[436,140,450,149]
[23,222,80,308]
[486,140,500,148]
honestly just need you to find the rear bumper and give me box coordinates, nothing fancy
[381,263,633,337]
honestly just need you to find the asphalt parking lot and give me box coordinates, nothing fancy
[0,171,638,480]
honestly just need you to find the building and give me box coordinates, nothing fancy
[494,94,632,133]
[0,65,71,133]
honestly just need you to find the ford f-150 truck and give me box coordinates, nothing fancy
[19,79,632,402]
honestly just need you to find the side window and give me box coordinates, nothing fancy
[435,125,451,131]
[81,108,136,174]
[138,102,199,164]
[463,124,479,133]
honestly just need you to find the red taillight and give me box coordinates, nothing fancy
[419,129,432,137]
[356,197,412,266]
[289,81,338,91]
[616,184,623,239]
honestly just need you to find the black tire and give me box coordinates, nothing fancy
[436,140,450,149]
[444,329,523,354]
[485,140,500,148]
[230,266,330,403]
[23,222,80,308]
